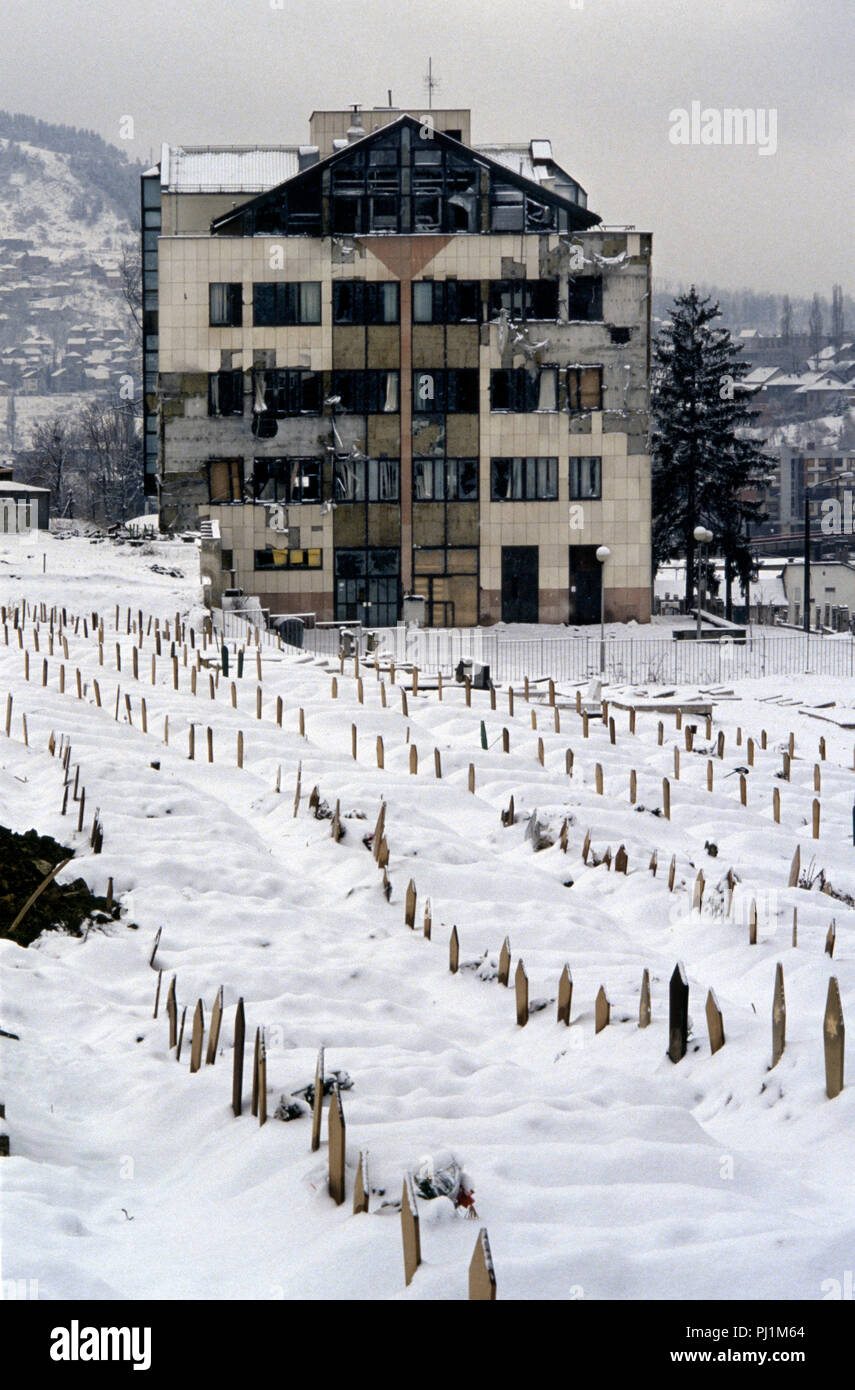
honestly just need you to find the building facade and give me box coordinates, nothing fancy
[144,107,652,626]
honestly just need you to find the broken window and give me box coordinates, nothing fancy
[207,458,244,503]
[566,276,603,321]
[490,457,558,502]
[253,282,322,326]
[490,368,557,413]
[331,370,399,413]
[333,457,400,502]
[567,366,603,412]
[332,280,399,325]
[413,280,480,324]
[488,280,558,321]
[252,458,323,504]
[209,283,242,327]
[259,369,322,417]
[413,457,479,501]
[569,455,602,500]
[490,181,524,232]
[208,370,244,416]
[412,370,478,413]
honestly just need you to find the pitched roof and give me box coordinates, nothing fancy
[210,114,600,234]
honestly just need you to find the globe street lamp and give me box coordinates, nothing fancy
[693,526,713,643]
[596,545,611,675]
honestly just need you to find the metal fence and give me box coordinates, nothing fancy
[300,624,855,685]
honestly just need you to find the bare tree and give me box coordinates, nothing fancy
[809,294,824,363]
[120,238,143,350]
[77,394,143,522]
[20,415,80,517]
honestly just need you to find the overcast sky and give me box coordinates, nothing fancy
[2,0,851,298]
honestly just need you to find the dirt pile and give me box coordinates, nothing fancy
[0,826,119,947]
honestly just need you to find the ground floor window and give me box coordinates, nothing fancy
[334,548,400,626]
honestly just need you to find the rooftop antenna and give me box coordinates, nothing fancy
[424,57,440,110]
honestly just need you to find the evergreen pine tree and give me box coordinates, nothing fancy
[651,287,773,615]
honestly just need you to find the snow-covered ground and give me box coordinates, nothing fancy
[1,532,853,1301]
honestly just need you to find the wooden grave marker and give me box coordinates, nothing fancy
[206,986,223,1065]
[557,965,572,1026]
[469,1228,497,1301]
[353,1152,369,1215]
[311,1046,324,1152]
[328,1082,345,1205]
[824,977,845,1099]
[232,998,245,1117]
[706,989,725,1054]
[401,1174,422,1287]
[772,963,786,1068]
[595,985,610,1034]
[498,937,511,987]
[515,959,529,1026]
[405,880,417,928]
[639,968,651,1028]
[189,999,204,1073]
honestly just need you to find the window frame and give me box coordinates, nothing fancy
[490,368,558,413]
[252,281,322,327]
[252,457,324,504]
[208,369,244,417]
[567,365,604,413]
[209,282,243,328]
[569,455,603,500]
[334,456,400,503]
[490,456,559,502]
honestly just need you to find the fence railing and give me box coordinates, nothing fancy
[298,624,855,685]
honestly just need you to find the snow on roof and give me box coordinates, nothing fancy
[161,145,301,193]
[743,366,781,385]
[0,480,50,494]
[474,142,581,193]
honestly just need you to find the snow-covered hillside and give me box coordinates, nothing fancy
[1,532,852,1300]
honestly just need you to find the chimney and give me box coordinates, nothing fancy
[347,103,365,144]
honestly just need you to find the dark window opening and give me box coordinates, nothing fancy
[491,457,558,502]
[253,282,321,326]
[566,276,603,321]
[208,370,244,416]
[490,368,558,412]
[413,457,479,501]
[331,370,399,413]
[413,279,479,324]
[254,368,322,417]
[569,456,602,499]
[332,280,399,324]
[412,369,478,413]
[252,458,323,504]
[488,280,558,321]
[209,283,243,327]
[334,457,400,502]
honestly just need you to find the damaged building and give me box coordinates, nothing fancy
[143,105,652,625]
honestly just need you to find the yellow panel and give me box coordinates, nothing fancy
[446,548,478,574]
[307,549,322,568]
[414,548,445,575]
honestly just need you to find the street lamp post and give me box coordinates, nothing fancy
[693,526,713,643]
[596,545,610,675]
